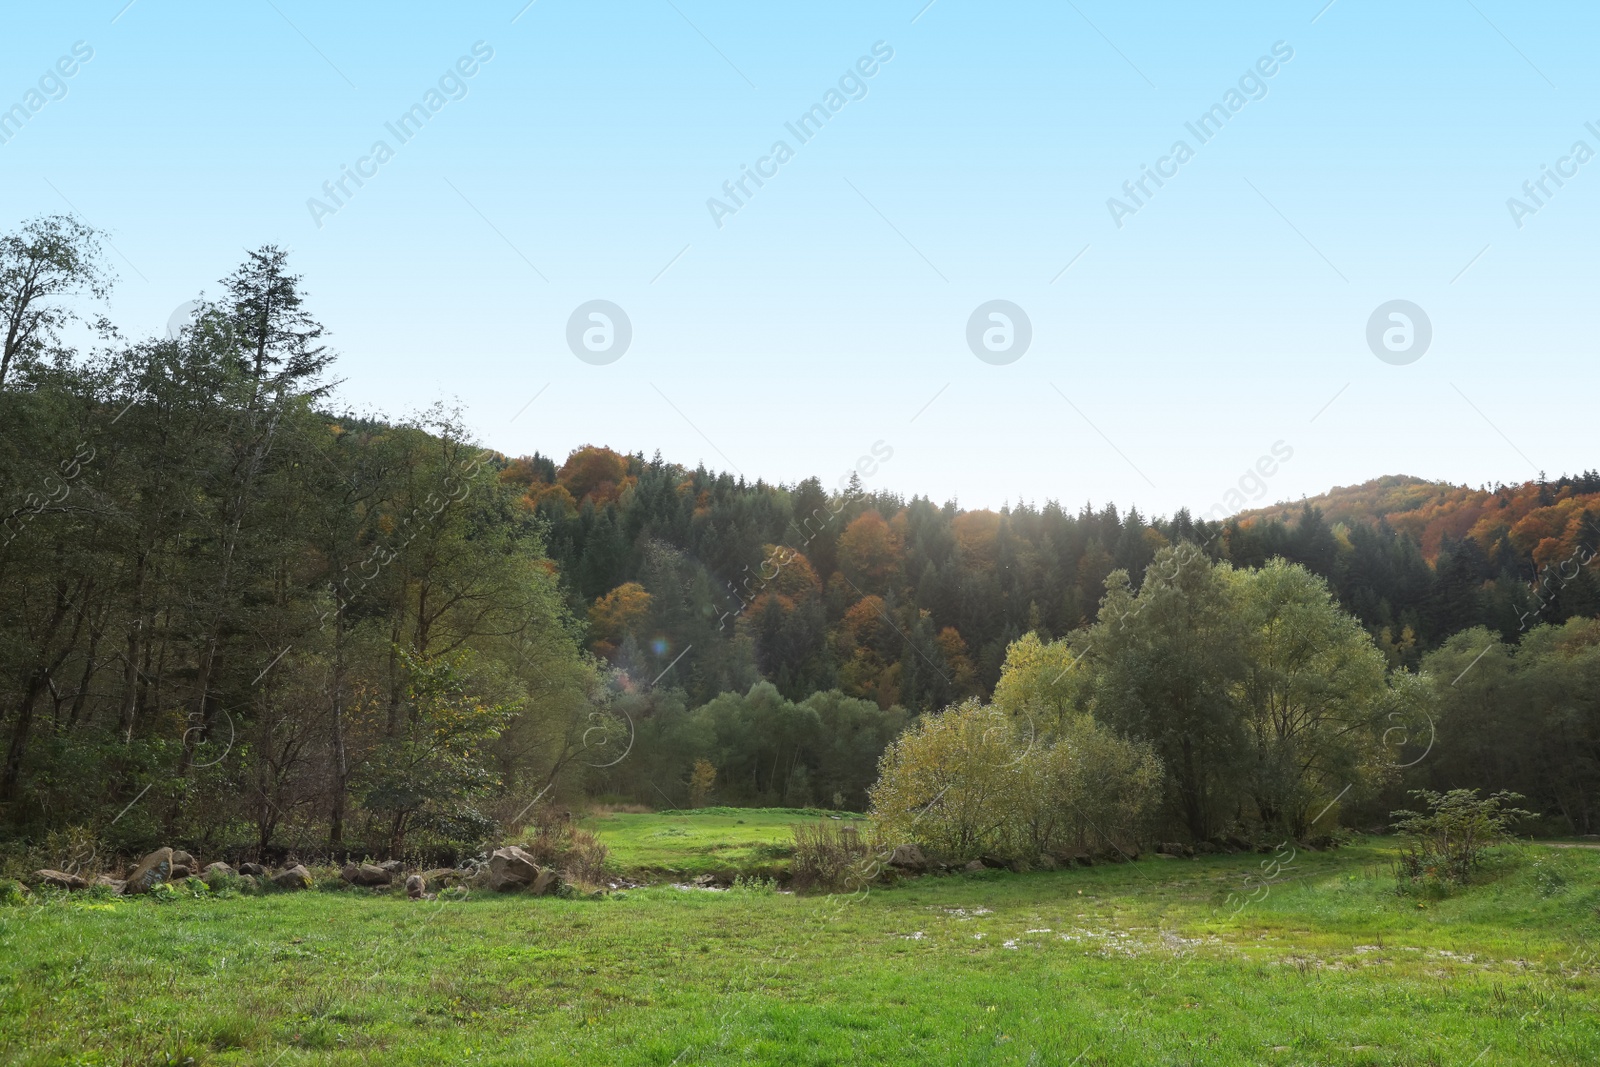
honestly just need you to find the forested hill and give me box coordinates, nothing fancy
[506,447,1600,705]
[1233,472,1600,563]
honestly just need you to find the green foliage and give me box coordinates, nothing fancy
[869,699,1162,863]
[356,652,512,854]
[1391,788,1532,887]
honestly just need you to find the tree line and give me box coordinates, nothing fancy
[2,215,1595,864]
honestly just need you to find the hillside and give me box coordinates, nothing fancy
[1234,471,1600,566]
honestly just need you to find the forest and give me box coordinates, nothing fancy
[2,215,1598,864]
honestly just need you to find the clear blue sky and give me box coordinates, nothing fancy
[3,1,1593,517]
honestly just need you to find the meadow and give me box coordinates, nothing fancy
[578,806,867,881]
[2,817,1597,1066]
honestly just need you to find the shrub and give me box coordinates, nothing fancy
[522,808,609,889]
[789,822,879,893]
[1391,788,1531,888]
[869,700,1162,864]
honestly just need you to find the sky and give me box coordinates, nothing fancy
[3,1,1594,518]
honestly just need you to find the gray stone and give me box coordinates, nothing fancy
[271,864,313,890]
[171,850,195,869]
[406,874,425,899]
[238,862,267,876]
[123,848,173,895]
[31,869,88,891]
[487,846,539,892]
[962,859,986,873]
[887,844,928,872]
[340,863,391,887]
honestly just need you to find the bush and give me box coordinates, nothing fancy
[869,700,1162,864]
[522,808,609,889]
[1392,788,1531,889]
[789,822,879,893]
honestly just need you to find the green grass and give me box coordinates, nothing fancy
[2,835,1598,1065]
[581,806,868,880]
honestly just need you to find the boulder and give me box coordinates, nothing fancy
[271,864,313,891]
[406,874,425,899]
[531,868,561,896]
[887,844,928,872]
[1224,834,1252,853]
[202,862,235,888]
[31,869,88,891]
[171,850,196,869]
[123,848,173,895]
[377,860,404,874]
[1071,853,1094,868]
[1156,842,1194,859]
[169,865,192,881]
[340,863,392,887]
[962,859,986,873]
[487,846,540,892]
[238,862,267,876]
[94,875,126,892]
[1193,841,1219,856]
[1034,854,1060,871]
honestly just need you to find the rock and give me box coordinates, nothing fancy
[531,868,561,896]
[1153,852,1177,860]
[887,844,928,872]
[1071,853,1094,868]
[94,875,126,892]
[171,850,195,869]
[1035,854,1059,871]
[169,865,192,880]
[419,867,459,890]
[977,855,1009,869]
[238,862,267,877]
[341,863,392,887]
[31,869,88,891]
[123,848,173,895]
[406,874,425,899]
[378,860,403,874]
[487,846,540,892]
[1194,841,1219,856]
[237,874,258,890]
[1224,834,1252,853]
[1156,842,1194,859]
[962,859,986,873]
[271,864,313,891]
[202,862,235,888]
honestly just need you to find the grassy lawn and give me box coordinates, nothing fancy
[1,835,1597,1065]
[581,806,868,880]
